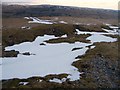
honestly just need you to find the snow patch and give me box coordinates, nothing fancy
[87,34,117,43]
[27,17,54,24]
[61,34,67,38]
[2,35,91,80]
[24,17,30,20]
[91,46,95,49]
[19,82,29,85]
[59,21,68,24]
[49,78,63,83]
[75,29,118,35]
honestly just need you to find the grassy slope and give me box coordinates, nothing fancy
[72,41,119,88]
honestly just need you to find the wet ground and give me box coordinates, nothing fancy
[1,17,120,88]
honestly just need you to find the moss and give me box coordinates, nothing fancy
[101,25,113,30]
[72,47,83,51]
[73,41,118,70]
[74,24,107,32]
[2,29,36,47]
[18,85,30,88]
[104,34,119,38]
[45,74,68,81]
[2,24,77,57]
[27,77,44,83]
[79,78,97,88]
[72,41,119,88]
[2,50,19,57]
[2,78,20,88]
[45,34,90,44]
[33,24,76,37]
[2,20,119,88]
[2,24,75,47]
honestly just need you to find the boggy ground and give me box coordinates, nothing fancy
[2,24,76,57]
[72,41,120,88]
[2,41,120,88]
[2,19,119,88]
[2,17,118,30]
[2,23,107,57]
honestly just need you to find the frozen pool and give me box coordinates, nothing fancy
[2,35,91,80]
[1,24,118,83]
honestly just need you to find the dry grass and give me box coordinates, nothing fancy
[104,34,119,38]
[2,17,118,30]
[73,41,118,67]
[2,23,77,57]
[2,23,77,46]
[38,16,118,25]
[72,41,119,88]
[75,24,115,32]
[45,34,90,43]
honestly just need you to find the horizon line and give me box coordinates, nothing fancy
[2,2,118,10]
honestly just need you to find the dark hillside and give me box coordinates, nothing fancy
[2,5,118,19]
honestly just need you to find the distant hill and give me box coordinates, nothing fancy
[2,4,118,19]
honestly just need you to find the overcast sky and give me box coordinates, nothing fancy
[2,0,119,10]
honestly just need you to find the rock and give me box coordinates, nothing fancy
[3,50,19,57]
[40,43,46,45]
[72,47,83,51]
[22,52,31,55]
[75,55,84,59]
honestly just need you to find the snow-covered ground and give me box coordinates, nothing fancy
[76,29,118,35]
[59,21,68,24]
[49,78,63,83]
[2,34,117,81]
[75,23,119,35]
[87,34,117,43]
[24,17,69,24]
[25,17,54,24]
[2,35,91,81]
[19,82,29,85]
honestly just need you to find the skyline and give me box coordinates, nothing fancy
[2,0,119,10]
